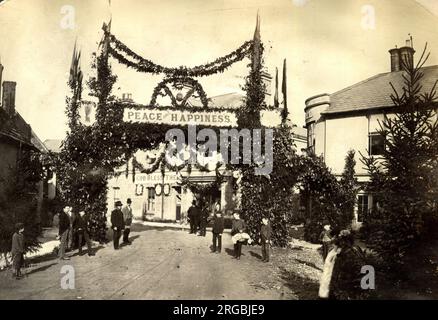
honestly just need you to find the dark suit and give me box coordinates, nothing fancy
[199,210,208,236]
[261,223,272,262]
[73,214,93,254]
[111,208,125,249]
[187,206,199,234]
[212,216,224,252]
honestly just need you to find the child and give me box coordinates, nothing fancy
[231,212,252,260]
[211,211,224,253]
[11,223,25,279]
[260,217,272,262]
[319,224,333,262]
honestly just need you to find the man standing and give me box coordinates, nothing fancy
[111,201,125,250]
[187,200,199,234]
[58,206,71,260]
[66,206,75,250]
[211,211,224,253]
[122,198,133,245]
[198,207,209,237]
[260,217,272,262]
[74,211,95,256]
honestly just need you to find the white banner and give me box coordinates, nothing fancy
[134,173,178,185]
[124,108,238,127]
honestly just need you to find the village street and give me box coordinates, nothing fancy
[0,224,323,300]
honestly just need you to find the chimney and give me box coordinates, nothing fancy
[399,40,415,70]
[389,36,415,72]
[389,47,401,72]
[2,81,17,115]
[121,93,133,103]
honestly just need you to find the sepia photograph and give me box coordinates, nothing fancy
[0,0,437,307]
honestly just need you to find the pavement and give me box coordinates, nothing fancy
[0,222,318,300]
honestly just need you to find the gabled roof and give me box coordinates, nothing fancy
[188,92,245,109]
[0,108,33,147]
[43,139,63,153]
[324,65,438,115]
[31,130,48,153]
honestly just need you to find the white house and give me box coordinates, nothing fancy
[304,39,438,227]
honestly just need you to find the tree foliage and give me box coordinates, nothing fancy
[0,150,44,253]
[301,151,357,243]
[360,44,438,267]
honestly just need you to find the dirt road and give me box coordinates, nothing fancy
[0,224,322,300]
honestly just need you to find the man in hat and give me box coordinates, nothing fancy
[187,200,199,234]
[111,201,125,250]
[122,198,133,245]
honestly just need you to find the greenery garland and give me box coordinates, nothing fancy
[106,29,253,77]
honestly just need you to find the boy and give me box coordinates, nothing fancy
[11,223,25,279]
[211,211,224,253]
[319,224,333,261]
[260,217,272,262]
[231,212,247,260]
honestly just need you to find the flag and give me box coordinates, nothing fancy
[69,40,83,99]
[252,12,261,70]
[274,67,279,109]
[99,19,111,57]
[281,59,288,122]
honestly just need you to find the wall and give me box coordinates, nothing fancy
[324,115,369,176]
[0,142,18,201]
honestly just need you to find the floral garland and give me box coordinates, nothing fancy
[105,29,253,78]
[130,137,225,176]
[132,151,165,174]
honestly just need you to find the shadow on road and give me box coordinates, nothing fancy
[225,248,234,257]
[25,262,58,276]
[279,267,319,299]
[248,250,263,260]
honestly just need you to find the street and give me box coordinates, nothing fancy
[0,224,322,300]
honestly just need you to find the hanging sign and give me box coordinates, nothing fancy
[123,108,238,127]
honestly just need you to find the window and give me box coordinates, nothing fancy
[357,195,369,223]
[147,187,155,212]
[307,123,315,153]
[369,132,385,156]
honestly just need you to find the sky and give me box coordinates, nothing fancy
[1,0,438,141]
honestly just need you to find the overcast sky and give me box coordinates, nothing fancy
[1,0,438,141]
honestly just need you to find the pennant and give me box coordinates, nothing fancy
[252,12,261,70]
[281,59,288,122]
[274,67,279,109]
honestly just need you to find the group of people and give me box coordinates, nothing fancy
[58,198,134,259]
[187,200,209,236]
[110,199,133,250]
[187,201,272,262]
[58,206,95,260]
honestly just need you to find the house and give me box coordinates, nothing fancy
[0,61,49,227]
[304,39,438,227]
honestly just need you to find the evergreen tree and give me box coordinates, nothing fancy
[361,44,438,267]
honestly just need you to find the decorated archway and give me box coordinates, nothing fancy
[57,14,291,243]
